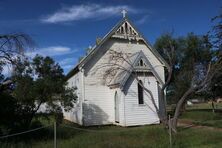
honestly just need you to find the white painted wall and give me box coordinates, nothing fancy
[65,37,164,126]
[64,72,83,125]
[115,88,125,126]
[109,39,165,84]
[82,85,115,126]
[123,74,160,126]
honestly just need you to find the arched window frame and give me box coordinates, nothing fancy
[139,59,144,66]
[137,59,146,67]
[138,80,144,104]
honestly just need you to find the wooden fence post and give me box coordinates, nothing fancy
[169,115,172,148]
[54,121,57,148]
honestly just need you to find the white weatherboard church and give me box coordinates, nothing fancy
[64,11,167,126]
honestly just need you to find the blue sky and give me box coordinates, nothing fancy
[0,0,221,74]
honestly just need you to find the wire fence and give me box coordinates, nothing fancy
[0,120,172,148]
[0,120,162,139]
[0,125,52,139]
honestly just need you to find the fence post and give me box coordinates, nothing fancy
[168,115,172,148]
[54,121,57,148]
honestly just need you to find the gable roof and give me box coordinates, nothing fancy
[108,51,164,89]
[66,17,169,80]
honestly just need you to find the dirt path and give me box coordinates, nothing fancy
[178,119,222,132]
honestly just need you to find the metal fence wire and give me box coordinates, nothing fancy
[0,125,52,139]
[0,120,172,148]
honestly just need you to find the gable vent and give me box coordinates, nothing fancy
[115,21,139,36]
[137,59,146,67]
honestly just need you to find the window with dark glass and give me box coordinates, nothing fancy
[138,80,144,104]
[138,59,146,67]
[139,59,143,66]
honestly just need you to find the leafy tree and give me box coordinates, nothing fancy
[0,92,18,134]
[0,33,34,91]
[174,34,222,132]
[211,12,222,52]
[8,55,77,129]
[208,10,222,99]
[155,32,222,132]
[154,33,177,123]
[173,34,212,99]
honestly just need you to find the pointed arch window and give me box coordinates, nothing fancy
[138,80,144,104]
[129,27,132,35]
[139,59,144,66]
[125,22,128,34]
[120,26,124,33]
[137,59,146,67]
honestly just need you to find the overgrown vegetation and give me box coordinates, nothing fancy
[0,34,77,136]
[1,121,222,148]
[154,16,222,130]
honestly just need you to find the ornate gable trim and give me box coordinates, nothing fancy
[111,21,142,40]
[66,17,169,80]
[108,51,164,89]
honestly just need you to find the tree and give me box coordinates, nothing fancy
[211,13,222,52]
[154,33,177,123]
[207,10,222,100]
[167,10,222,131]
[155,33,221,132]
[10,55,77,129]
[0,91,19,134]
[154,33,213,129]
[169,33,218,132]
[0,33,34,91]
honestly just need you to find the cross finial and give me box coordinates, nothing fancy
[121,9,127,18]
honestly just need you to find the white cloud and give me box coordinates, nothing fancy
[26,46,76,57]
[41,4,139,23]
[62,64,74,70]
[136,15,149,25]
[57,57,78,74]
[59,58,75,66]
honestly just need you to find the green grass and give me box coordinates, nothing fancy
[181,110,222,121]
[186,102,222,110]
[1,122,222,148]
[167,103,222,113]
[178,102,222,128]
[180,110,222,128]
[2,103,222,148]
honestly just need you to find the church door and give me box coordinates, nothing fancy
[115,91,119,123]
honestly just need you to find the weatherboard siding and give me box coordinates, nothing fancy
[110,40,165,84]
[85,39,165,84]
[64,39,163,126]
[84,39,165,85]
[81,41,114,126]
[64,72,83,125]
[123,75,160,126]
[82,84,115,126]
[116,89,126,126]
[80,39,163,126]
